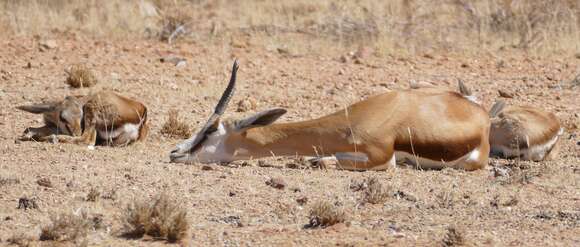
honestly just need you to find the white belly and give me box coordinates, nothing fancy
[395,147,481,169]
[97,123,140,140]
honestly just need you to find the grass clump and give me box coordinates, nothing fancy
[351,176,390,205]
[65,64,98,88]
[160,109,191,139]
[442,226,465,247]
[122,193,189,243]
[306,201,346,228]
[361,177,390,204]
[86,187,100,202]
[39,211,93,242]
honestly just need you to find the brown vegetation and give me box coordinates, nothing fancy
[122,194,189,243]
[65,64,98,88]
[39,211,93,243]
[160,109,191,139]
[1,0,579,54]
[307,201,347,228]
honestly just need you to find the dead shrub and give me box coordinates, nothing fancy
[362,177,390,204]
[436,191,455,208]
[154,1,192,43]
[350,177,390,204]
[65,64,98,88]
[0,177,20,187]
[160,110,191,139]
[17,197,38,210]
[122,194,189,243]
[442,226,465,247]
[307,201,346,228]
[39,211,93,242]
[6,233,34,247]
[86,187,100,202]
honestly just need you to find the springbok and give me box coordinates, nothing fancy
[488,101,563,161]
[17,91,148,147]
[169,60,491,170]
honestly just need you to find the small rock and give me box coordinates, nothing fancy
[339,55,349,63]
[498,89,514,98]
[276,47,290,55]
[175,60,187,68]
[36,178,52,188]
[5,216,12,221]
[266,177,286,190]
[309,157,336,169]
[460,63,469,68]
[39,40,57,51]
[228,191,236,197]
[285,163,299,169]
[160,55,186,66]
[258,160,273,168]
[296,196,308,205]
[201,165,214,171]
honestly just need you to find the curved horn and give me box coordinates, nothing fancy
[214,59,239,115]
[187,59,239,152]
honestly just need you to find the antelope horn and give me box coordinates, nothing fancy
[187,59,239,152]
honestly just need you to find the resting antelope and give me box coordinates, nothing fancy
[169,60,490,170]
[17,91,148,147]
[488,101,563,161]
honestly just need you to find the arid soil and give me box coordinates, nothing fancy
[0,36,579,246]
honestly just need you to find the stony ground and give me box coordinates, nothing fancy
[0,36,579,246]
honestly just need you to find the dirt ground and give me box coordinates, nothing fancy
[0,36,579,246]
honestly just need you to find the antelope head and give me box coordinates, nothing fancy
[17,96,84,136]
[169,60,287,164]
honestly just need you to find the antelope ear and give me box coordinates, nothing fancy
[16,103,55,114]
[235,108,287,130]
[489,100,506,118]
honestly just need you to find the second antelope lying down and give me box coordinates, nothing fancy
[170,61,491,170]
[17,91,148,147]
[489,101,563,161]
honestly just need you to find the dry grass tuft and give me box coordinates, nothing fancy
[39,211,93,242]
[351,177,391,204]
[0,177,20,187]
[122,193,189,243]
[6,233,35,247]
[436,191,456,209]
[442,226,465,247]
[362,177,390,204]
[17,197,38,210]
[307,201,346,228]
[160,109,191,139]
[86,187,100,202]
[153,0,193,44]
[65,64,98,88]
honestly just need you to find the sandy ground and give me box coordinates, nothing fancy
[0,36,579,246]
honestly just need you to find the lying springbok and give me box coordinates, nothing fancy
[170,60,490,170]
[17,91,148,146]
[489,101,563,161]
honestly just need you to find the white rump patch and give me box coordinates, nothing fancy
[491,128,563,161]
[98,123,140,140]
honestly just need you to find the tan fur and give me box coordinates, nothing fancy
[223,90,490,170]
[18,91,148,146]
[489,105,562,161]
